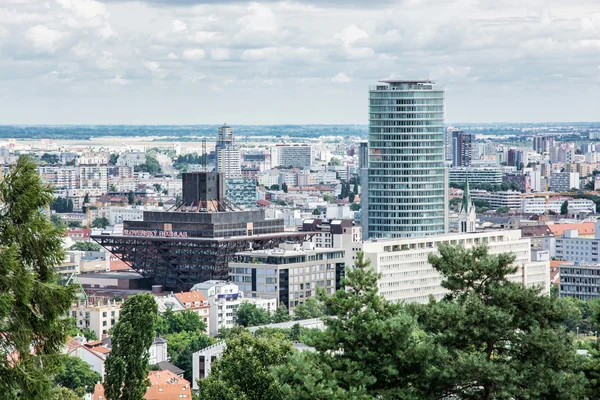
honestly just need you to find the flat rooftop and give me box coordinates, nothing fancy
[379,79,435,84]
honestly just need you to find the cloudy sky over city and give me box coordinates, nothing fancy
[1,0,599,124]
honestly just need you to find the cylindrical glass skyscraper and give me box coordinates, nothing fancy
[366,80,448,238]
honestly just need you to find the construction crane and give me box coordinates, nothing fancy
[65,273,87,301]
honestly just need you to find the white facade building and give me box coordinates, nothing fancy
[470,190,522,209]
[229,242,345,313]
[271,145,312,169]
[215,124,242,178]
[70,297,121,339]
[521,197,595,215]
[350,230,549,304]
[554,222,600,263]
[190,280,276,336]
[116,151,146,167]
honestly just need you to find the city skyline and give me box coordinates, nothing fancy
[1,0,599,125]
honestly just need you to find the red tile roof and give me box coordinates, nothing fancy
[548,222,595,237]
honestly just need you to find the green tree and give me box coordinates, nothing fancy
[348,192,355,203]
[312,208,321,216]
[91,217,109,229]
[0,156,77,398]
[156,309,207,335]
[81,327,98,341]
[561,200,569,215]
[272,304,291,323]
[109,153,119,166]
[72,242,101,252]
[328,158,341,166]
[496,206,510,213]
[54,355,102,395]
[50,213,65,228]
[270,184,280,191]
[277,252,438,399]
[134,152,161,175]
[197,331,293,400]
[172,334,214,382]
[104,293,158,400]
[128,190,135,205]
[236,302,271,327]
[350,202,360,211]
[323,194,336,203]
[282,182,289,193]
[419,244,586,399]
[49,386,81,400]
[51,196,74,213]
[293,297,325,320]
[67,221,81,228]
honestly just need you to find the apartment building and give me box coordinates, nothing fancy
[552,222,600,263]
[116,151,147,167]
[559,263,600,301]
[271,144,312,168]
[190,281,276,336]
[70,297,121,339]
[521,197,595,215]
[229,242,345,313]
[448,167,503,186]
[301,218,361,248]
[349,230,549,304]
[174,291,210,333]
[470,190,522,209]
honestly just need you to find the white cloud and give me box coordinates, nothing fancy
[211,48,231,60]
[108,74,130,86]
[241,47,278,61]
[182,48,206,60]
[172,19,187,32]
[335,25,368,47]
[56,0,107,19]
[25,25,65,52]
[144,61,166,79]
[167,52,179,60]
[331,72,351,83]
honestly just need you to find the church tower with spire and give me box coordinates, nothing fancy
[458,176,476,233]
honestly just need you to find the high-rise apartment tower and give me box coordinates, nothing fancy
[366,80,447,238]
[215,124,241,178]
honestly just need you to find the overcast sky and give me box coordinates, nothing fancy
[1,0,599,125]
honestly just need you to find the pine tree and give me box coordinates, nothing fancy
[419,244,586,399]
[0,156,77,398]
[104,293,158,400]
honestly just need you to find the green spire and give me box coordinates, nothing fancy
[461,175,472,213]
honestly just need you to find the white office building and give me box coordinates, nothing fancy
[366,80,447,238]
[470,190,522,209]
[190,280,276,336]
[553,222,600,263]
[521,197,595,215]
[559,263,600,300]
[271,145,312,169]
[349,230,549,304]
[229,242,345,313]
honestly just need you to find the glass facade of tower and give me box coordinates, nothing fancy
[367,80,447,238]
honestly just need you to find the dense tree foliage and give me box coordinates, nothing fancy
[156,309,207,335]
[236,302,271,327]
[91,217,109,228]
[134,152,161,174]
[41,153,60,164]
[53,355,101,395]
[51,196,74,213]
[104,293,158,400]
[293,297,325,320]
[277,252,439,399]
[272,304,292,323]
[561,200,569,215]
[72,241,101,252]
[417,244,586,399]
[197,331,293,400]
[0,156,77,399]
